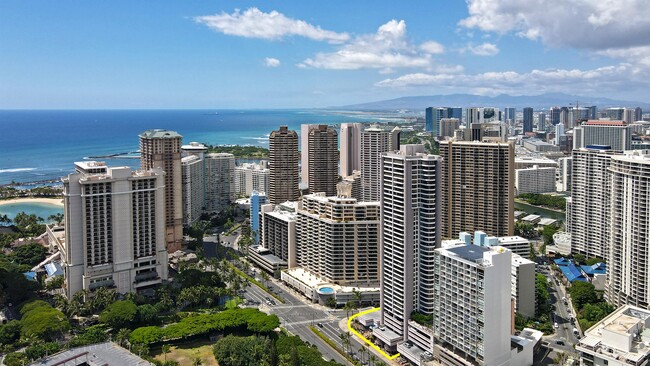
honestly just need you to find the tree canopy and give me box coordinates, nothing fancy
[10,242,47,266]
[19,300,70,341]
[100,300,137,329]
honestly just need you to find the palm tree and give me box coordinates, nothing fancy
[260,271,270,288]
[192,356,203,366]
[115,328,131,347]
[344,301,355,320]
[353,288,362,309]
[161,344,171,363]
[339,332,351,355]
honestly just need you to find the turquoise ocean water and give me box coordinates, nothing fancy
[0,201,63,221]
[0,109,405,185]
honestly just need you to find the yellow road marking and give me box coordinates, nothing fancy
[347,307,401,360]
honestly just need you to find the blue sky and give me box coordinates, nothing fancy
[1,1,649,108]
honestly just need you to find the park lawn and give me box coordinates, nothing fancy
[153,339,218,366]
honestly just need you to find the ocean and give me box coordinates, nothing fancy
[0,109,410,185]
[0,201,63,222]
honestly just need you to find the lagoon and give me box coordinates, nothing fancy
[0,201,64,222]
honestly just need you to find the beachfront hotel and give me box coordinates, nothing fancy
[54,161,168,298]
[139,129,183,253]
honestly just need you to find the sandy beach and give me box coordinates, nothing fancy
[0,197,64,207]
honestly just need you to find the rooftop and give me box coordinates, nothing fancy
[139,129,182,139]
[446,244,490,262]
[31,342,153,366]
[584,120,627,126]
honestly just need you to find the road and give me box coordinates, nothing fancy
[537,264,580,358]
[240,274,354,365]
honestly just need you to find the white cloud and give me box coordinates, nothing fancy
[195,8,349,43]
[264,57,281,67]
[375,64,645,96]
[420,41,445,55]
[298,19,449,71]
[463,42,499,56]
[459,0,650,50]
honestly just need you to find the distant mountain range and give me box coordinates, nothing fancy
[333,92,650,111]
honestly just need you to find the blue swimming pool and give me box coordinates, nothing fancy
[318,287,335,294]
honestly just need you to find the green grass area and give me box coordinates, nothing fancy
[152,339,218,366]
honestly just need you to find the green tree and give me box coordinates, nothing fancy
[10,242,47,266]
[535,274,551,318]
[573,254,586,265]
[20,300,70,341]
[542,225,558,246]
[586,257,606,266]
[0,320,21,345]
[136,304,158,325]
[99,300,137,329]
[3,352,28,366]
[115,328,131,347]
[568,281,598,310]
[162,344,171,363]
[529,243,537,261]
[514,222,537,239]
[213,335,272,366]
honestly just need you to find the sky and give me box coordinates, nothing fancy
[1,0,649,109]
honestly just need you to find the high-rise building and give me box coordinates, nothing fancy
[560,106,570,127]
[181,155,204,226]
[558,156,572,192]
[260,201,298,268]
[554,123,565,146]
[439,118,460,139]
[360,126,400,202]
[569,147,620,259]
[426,107,462,136]
[588,106,598,119]
[606,107,625,120]
[466,107,500,125]
[269,126,299,204]
[340,123,363,177]
[375,145,441,346]
[250,191,266,244]
[433,243,513,366]
[624,108,635,123]
[515,165,556,195]
[57,162,168,298]
[204,153,235,213]
[550,107,561,126]
[139,129,183,253]
[296,186,380,286]
[504,107,516,124]
[440,140,514,238]
[523,107,533,133]
[234,161,269,197]
[302,125,338,196]
[635,107,643,122]
[573,120,632,151]
[537,112,546,130]
[607,151,650,307]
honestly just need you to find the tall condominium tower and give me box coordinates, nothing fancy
[439,118,460,139]
[301,124,338,196]
[57,162,168,298]
[503,107,516,124]
[606,107,625,120]
[204,153,235,213]
[550,107,561,126]
[573,120,632,151]
[523,107,533,133]
[466,107,500,125]
[433,244,512,366]
[340,123,363,177]
[181,155,204,227]
[376,145,441,343]
[234,161,269,197]
[296,186,380,286]
[607,151,650,308]
[439,140,514,238]
[268,126,299,204]
[537,112,546,130]
[361,126,400,202]
[139,129,183,253]
[635,107,643,121]
[569,147,620,259]
[425,107,462,136]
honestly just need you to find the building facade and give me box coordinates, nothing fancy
[340,123,363,178]
[569,147,620,259]
[302,124,339,196]
[58,162,168,298]
[440,118,461,139]
[376,145,441,343]
[181,155,204,226]
[139,129,183,253]
[515,165,556,195]
[268,126,300,204]
[573,120,632,151]
[204,153,235,213]
[361,126,400,202]
[440,140,514,239]
[250,191,266,244]
[296,187,380,286]
[234,161,269,197]
[607,151,650,308]
[523,107,533,133]
[260,201,298,268]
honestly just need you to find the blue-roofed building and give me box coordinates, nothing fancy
[23,271,37,281]
[581,262,606,276]
[560,263,588,282]
[554,257,572,266]
[44,262,64,277]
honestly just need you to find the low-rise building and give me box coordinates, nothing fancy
[577,305,650,366]
[515,165,556,195]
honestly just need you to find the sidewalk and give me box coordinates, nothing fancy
[337,316,398,366]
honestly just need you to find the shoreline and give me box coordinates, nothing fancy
[0,197,64,207]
